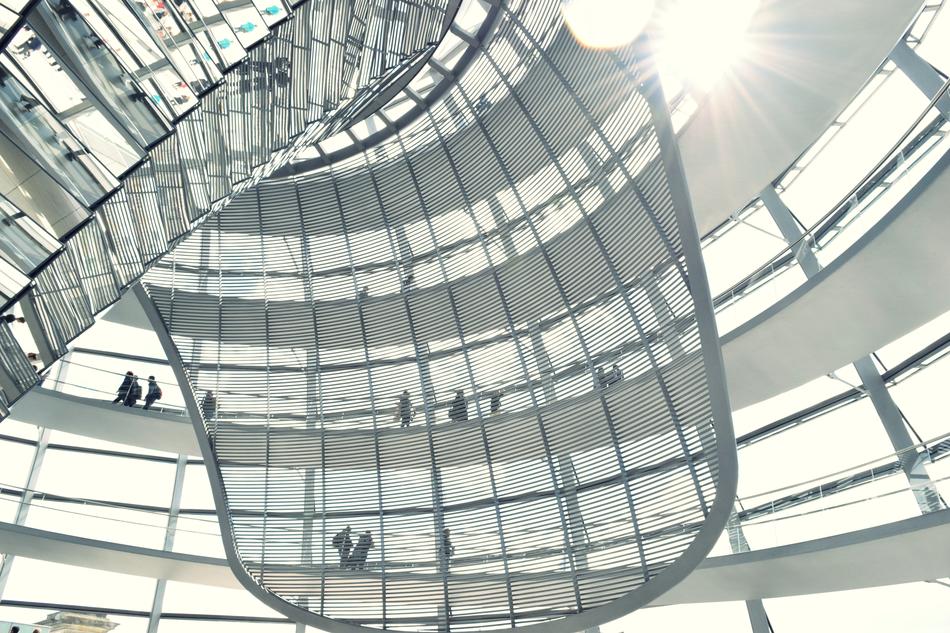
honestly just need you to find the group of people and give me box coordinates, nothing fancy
[397,389,503,427]
[331,527,375,570]
[331,526,455,570]
[395,364,622,427]
[112,371,162,409]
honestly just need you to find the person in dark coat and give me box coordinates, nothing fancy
[112,371,133,404]
[143,376,162,410]
[124,375,141,407]
[448,389,467,423]
[15,36,41,58]
[201,390,216,421]
[349,531,374,570]
[597,365,623,389]
[489,392,502,415]
[331,526,353,568]
[440,527,455,568]
[399,390,414,427]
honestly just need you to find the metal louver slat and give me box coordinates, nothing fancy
[0,321,38,403]
[137,2,738,630]
[0,0,455,417]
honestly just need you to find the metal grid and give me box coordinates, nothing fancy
[0,0,452,402]
[144,1,736,630]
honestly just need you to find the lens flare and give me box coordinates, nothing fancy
[560,0,656,49]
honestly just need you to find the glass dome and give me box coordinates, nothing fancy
[0,0,949,632]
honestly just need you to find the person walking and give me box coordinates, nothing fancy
[448,389,467,423]
[332,526,353,568]
[489,392,502,415]
[398,390,414,428]
[124,375,141,407]
[201,390,216,420]
[112,371,134,404]
[349,530,374,570]
[440,527,455,568]
[15,35,41,58]
[143,376,162,410]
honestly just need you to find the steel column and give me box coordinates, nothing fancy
[760,185,943,514]
[146,453,188,633]
[890,41,950,117]
[0,426,51,598]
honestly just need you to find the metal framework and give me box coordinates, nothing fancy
[137,3,738,631]
[0,0,456,407]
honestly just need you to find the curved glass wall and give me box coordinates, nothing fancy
[2,0,950,632]
[3,304,950,630]
[137,0,740,630]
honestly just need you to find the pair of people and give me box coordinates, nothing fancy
[596,364,624,389]
[331,526,454,570]
[112,372,162,409]
[332,526,374,570]
[399,389,468,426]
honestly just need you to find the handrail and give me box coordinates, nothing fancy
[712,75,950,310]
[738,472,950,529]
[3,463,948,565]
[737,429,950,504]
[39,376,188,415]
[0,486,221,538]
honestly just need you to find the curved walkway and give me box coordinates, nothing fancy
[38,143,950,457]
[13,389,198,456]
[17,376,670,470]
[0,510,947,605]
[681,0,924,235]
[95,148,950,424]
[723,147,950,409]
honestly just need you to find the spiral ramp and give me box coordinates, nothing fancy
[0,0,947,632]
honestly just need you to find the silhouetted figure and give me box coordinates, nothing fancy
[112,371,134,404]
[201,390,217,420]
[597,364,623,389]
[2,314,25,324]
[448,390,467,423]
[143,376,162,410]
[332,526,353,568]
[358,285,369,300]
[15,36,41,58]
[349,531,374,570]
[399,390,414,427]
[489,392,501,415]
[440,527,455,567]
[124,375,141,407]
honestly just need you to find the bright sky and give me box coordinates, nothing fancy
[2,0,950,630]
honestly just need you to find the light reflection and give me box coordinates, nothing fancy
[559,0,655,50]
[657,0,760,94]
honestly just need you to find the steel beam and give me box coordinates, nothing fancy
[890,41,950,117]
[0,426,50,598]
[760,185,943,515]
[146,453,188,633]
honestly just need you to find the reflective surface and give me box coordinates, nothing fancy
[141,1,737,630]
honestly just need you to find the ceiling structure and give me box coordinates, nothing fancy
[0,0,948,632]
